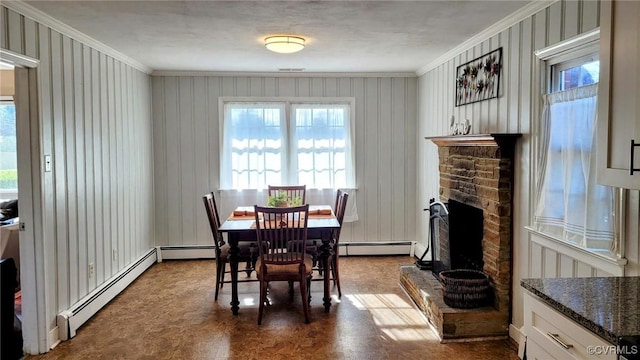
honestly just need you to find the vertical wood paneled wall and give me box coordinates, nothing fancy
[151,76,417,247]
[418,0,640,331]
[1,5,154,345]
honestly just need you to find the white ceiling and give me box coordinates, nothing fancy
[25,1,532,74]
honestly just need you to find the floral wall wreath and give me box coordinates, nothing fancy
[455,47,502,106]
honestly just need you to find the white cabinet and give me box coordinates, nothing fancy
[597,0,640,189]
[524,292,616,360]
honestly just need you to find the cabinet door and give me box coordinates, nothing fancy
[597,0,640,189]
[523,292,617,360]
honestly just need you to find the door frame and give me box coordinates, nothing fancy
[1,48,48,354]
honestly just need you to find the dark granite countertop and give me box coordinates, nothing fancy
[521,277,640,345]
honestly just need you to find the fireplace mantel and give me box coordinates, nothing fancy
[426,133,521,147]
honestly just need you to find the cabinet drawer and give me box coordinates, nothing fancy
[524,292,616,360]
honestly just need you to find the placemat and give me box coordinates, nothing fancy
[307,214,335,219]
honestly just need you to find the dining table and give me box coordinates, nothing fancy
[218,204,341,316]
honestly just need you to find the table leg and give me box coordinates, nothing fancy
[228,234,240,315]
[320,233,332,312]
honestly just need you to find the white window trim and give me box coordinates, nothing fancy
[217,96,356,190]
[530,28,627,268]
[524,226,626,276]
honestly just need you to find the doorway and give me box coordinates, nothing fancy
[0,62,22,359]
[0,49,45,356]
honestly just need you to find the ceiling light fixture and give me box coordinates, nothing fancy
[265,36,305,54]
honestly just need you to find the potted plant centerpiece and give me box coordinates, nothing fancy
[266,190,303,227]
[267,190,302,207]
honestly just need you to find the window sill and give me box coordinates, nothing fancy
[524,226,627,276]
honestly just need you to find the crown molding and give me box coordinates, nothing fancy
[151,70,418,78]
[416,0,557,76]
[2,1,152,74]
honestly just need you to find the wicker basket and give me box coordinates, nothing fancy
[439,269,490,309]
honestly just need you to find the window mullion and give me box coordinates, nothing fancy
[284,102,292,185]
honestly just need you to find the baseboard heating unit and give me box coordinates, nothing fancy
[156,245,216,261]
[338,241,412,256]
[57,248,157,340]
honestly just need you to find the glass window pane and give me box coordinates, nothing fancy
[0,103,17,191]
[555,60,599,91]
[222,101,354,190]
[221,103,283,189]
[292,104,351,188]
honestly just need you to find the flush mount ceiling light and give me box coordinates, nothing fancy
[265,36,305,54]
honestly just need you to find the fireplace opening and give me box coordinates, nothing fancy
[433,199,484,277]
[448,199,484,271]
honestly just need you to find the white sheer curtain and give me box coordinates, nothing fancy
[219,101,358,222]
[533,84,615,250]
[290,103,355,189]
[219,102,286,190]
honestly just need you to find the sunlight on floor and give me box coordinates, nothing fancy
[345,293,440,342]
[243,297,256,306]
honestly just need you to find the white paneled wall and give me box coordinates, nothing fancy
[418,0,640,332]
[152,76,418,247]
[1,5,154,352]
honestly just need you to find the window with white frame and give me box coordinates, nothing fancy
[220,99,355,190]
[533,42,620,256]
[0,98,17,198]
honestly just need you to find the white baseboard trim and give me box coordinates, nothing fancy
[157,245,216,260]
[48,326,60,349]
[56,248,157,340]
[339,241,412,256]
[509,324,526,359]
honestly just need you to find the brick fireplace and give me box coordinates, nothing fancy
[400,133,520,341]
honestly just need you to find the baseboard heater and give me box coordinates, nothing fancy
[338,241,412,256]
[57,248,157,341]
[156,245,216,261]
[156,242,412,260]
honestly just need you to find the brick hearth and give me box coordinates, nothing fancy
[402,133,520,341]
[400,266,509,341]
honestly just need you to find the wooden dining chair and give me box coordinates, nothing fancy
[253,204,312,324]
[267,185,306,204]
[330,189,349,298]
[202,192,257,301]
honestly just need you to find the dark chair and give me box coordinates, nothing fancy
[202,192,257,301]
[254,204,312,324]
[307,190,348,297]
[267,185,306,204]
[0,258,22,360]
[330,189,349,298]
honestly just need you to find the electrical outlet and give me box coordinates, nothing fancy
[88,263,94,278]
[112,248,117,261]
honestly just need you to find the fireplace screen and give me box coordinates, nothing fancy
[417,198,484,276]
[416,199,449,272]
[431,200,449,275]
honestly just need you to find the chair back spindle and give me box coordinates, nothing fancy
[267,185,307,205]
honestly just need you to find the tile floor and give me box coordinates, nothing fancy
[28,256,519,360]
